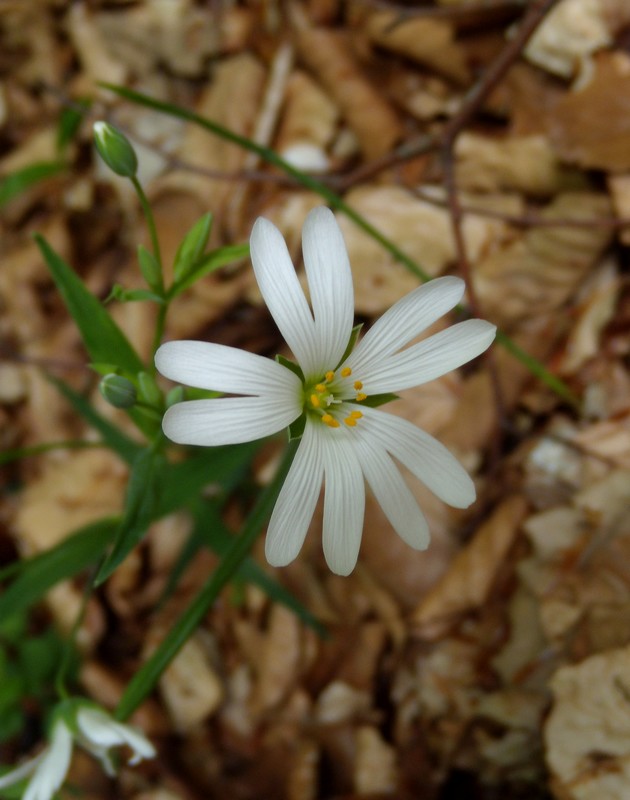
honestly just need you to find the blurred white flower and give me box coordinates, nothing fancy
[156,207,496,575]
[0,703,155,800]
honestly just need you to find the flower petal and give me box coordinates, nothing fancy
[76,709,155,765]
[360,319,496,394]
[301,207,354,372]
[163,395,300,446]
[155,341,300,396]
[265,422,323,567]
[24,722,73,800]
[347,276,465,373]
[321,430,365,575]
[352,433,430,550]
[250,217,320,378]
[359,408,476,508]
[0,755,40,790]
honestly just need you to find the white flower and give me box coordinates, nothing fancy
[156,207,496,575]
[0,704,155,800]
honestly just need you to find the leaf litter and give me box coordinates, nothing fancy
[1,0,630,798]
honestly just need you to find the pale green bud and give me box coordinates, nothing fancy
[93,121,138,178]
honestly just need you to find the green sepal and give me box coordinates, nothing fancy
[90,362,125,377]
[137,244,163,293]
[173,212,213,283]
[356,392,399,409]
[288,413,306,441]
[275,354,304,382]
[335,323,363,370]
[99,374,137,409]
[93,121,138,178]
[137,371,162,407]
[166,386,184,408]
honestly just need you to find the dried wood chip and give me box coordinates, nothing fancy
[286,739,320,800]
[411,496,528,638]
[156,635,224,733]
[608,173,630,245]
[250,605,303,714]
[275,71,338,173]
[545,645,630,800]
[295,25,402,159]
[315,681,372,725]
[523,0,616,79]
[354,726,398,795]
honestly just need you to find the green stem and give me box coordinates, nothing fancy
[114,438,299,721]
[150,302,168,368]
[55,583,92,700]
[131,176,163,282]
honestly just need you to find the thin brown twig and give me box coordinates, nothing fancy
[439,0,562,471]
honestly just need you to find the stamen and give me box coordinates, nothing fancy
[356,392,367,402]
[353,380,363,390]
[315,383,326,393]
[322,414,339,428]
[350,410,363,419]
[325,371,335,382]
[344,416,357,427]
[341,367,352,378]
[310,394,320,408]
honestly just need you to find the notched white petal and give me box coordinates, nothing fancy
[163,396,300,446]
[321,432,365,575]
[360,319,496,394]
[250,217,320,377]
[360,408,476,508]
[348,276,465,373]
[265,423,323,567]
[353,433,430,550]
[155,341,300,396]
[302,207,354,372]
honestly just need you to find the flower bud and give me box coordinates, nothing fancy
[99,374,137,409]
[93,121,138,178]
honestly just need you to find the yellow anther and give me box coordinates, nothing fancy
[322,414,339,428]
[341,367,352,378]
[356,392,367,402]
[350,410,363,419]
[353,380,363,390]
[344,416,357,427]
[310,394,320,408]
[315,383,326,393]
[325,371,335,382]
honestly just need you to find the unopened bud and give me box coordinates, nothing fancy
[100,374,137,409]
[93,121,138,178]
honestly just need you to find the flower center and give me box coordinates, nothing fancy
[304,367,366,429]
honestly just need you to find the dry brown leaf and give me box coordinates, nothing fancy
[455,132,575,196]
[549,52,630,171]
[607,173,630,245]
[364,11,470,84]
[295,26,402,159]
[545,645,630,800]
[474,192,613,326]
[411,496,528,638]
[250,605,303,714]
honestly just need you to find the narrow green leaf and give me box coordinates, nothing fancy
[0,519,117,621]
[35,235,144,375]
[169,242,249,298]
[0,439,102,468]
[173,212,213,282]
[115,440,299,721]
[95,448,164,585]
[57,101,90,152]
[0,162,65,207]
[47,374,141,465]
